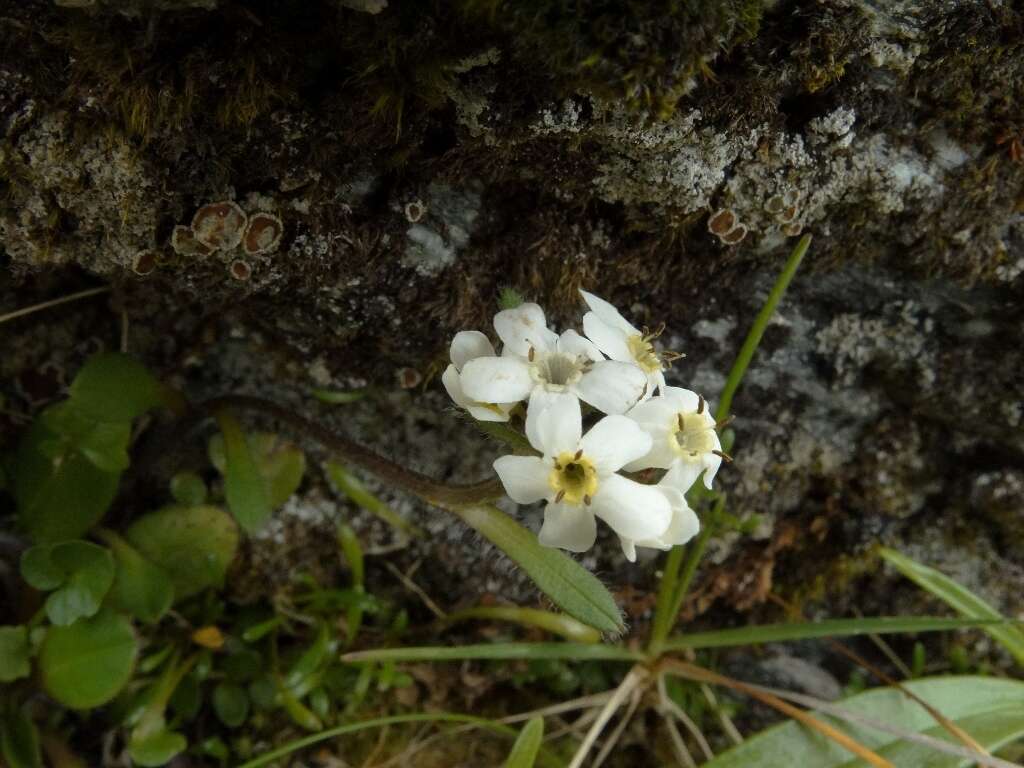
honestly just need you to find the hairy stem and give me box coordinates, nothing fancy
[194,395,503,508]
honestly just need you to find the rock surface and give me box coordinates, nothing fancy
[2,0,1023,657]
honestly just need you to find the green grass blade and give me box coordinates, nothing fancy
[454,504,624,634]
[880,547,1024,665]
[325,462,423,538]
[716,233,810,423]
[236,713,563,768]
[504,717,544,768]
[663,616,1012,651]
[443,606,601,643]
[341,642,643,664]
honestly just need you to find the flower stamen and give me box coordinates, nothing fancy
[548,451,599,505]
[712,449,733,463]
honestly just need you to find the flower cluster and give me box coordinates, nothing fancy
[442,291,727,561]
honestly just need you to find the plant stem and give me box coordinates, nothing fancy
[715,234,810,422]
[667,494,725,626]
[648,545,685,654]
[194,395,504,508]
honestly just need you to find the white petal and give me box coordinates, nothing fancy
[573,361,647,415]
[460,357,533,404]
[450,330,495,370]
[579,290,640,336]
[649,370,667,398]
[619,537,638,562]
[538,502,597,553]
[493,455,551,504]
[525,389,581,456]
[702,451,723,490]
[637,486,700,548]
[579,415,652,474]
[494,303,558,358]
[662,460,704,494]
[625,396,678,429]
[590,474,671,541]
[621,426,677,471]
[556,329,604,362]
[662,387,701,414]
[441,364,473,409]
[582,312,632,362]
[466,402,513,422]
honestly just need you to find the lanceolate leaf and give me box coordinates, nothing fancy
[504,717,544,768]
[663,616,1012,651]
[215,412,273,532]
[455,504,623,634]
[342,642,641,664]
[703,676,1024,768]
[880,547,1024,666]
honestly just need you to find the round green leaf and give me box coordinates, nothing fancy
[129,729,187,767]
[169,472,207,506]
[39,610,137,709]
[101,531,174,623]
[14,420,120,543]
[21,541,116,626]
[213,682,250,727]
[68,353,166,423]
[40,402,130,473]
[125,506,239,602]
[0,626,31,683]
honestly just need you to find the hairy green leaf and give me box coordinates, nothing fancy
[125,505,239,602]
[39,610,137,709]
[455,504,623,634]
[704,676,1024,768]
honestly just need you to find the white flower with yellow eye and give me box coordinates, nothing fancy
[617,481,700,562]
[579,290,679,398]
[459,303,648,415]
[624,386,728,492]
[492,392,672,557]
[441,331,517,422]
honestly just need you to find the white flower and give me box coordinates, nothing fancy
[459,303,648,415]
[580,289,673,397]
[441,331,517,422]
[624,386,724,492]
[617,482,700,562]
[492,393,672,556]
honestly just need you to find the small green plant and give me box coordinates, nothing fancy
[3,234,1023,766]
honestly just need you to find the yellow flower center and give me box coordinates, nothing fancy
[627,333,663,374]
[671,412,716,458]
[548,451,599,505]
